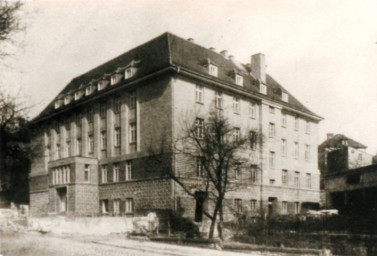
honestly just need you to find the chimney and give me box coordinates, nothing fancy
[209,47,216,52]
[327,133,334,140]
[220,50,228,58]
[251,53,266,84]
[229,55,234,61]
[187,38,194,43]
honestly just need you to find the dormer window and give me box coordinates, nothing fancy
[235,74,243,86]
[282,92,288,102]
[208,64,218,77]
[259,84,267,95]
[98,80,108,91]
[64,95,72,105]
[85,86,95,96]
[110,75,118,85]
[125,68,133,80]
[54,99,63,109]
[74,90,83,101]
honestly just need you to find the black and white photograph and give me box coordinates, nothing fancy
[0,0,376,255]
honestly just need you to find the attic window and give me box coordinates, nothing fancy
[98,80,108,91]
[64,95,72,105]
[259,84,267,95]
[125,68,133,80]
[110,75,120,85]
[85,86,94,96]
[54,100,63,109]
[282,92,288,102]
[74,91,83,101]
[208,64,218,77]
[235,74,243,86]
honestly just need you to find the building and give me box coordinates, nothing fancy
[29,32,322,221]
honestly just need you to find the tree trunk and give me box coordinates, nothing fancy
[208,201,220,239]
[217,196,224,240]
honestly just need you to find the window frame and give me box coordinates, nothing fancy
[125,161,132,181]
[195,118,204,139]
[235,74,243,86]
[269,122,275,138]
[282,169,288,185]
[208,64,218,77]
[129,123,137,144]
[114,127,121,147]
[84,164,90,182]
[125,198,134,213]
[101,165,108,183]
[233,97,240,114]
[249,103,256,119]
[113,163,120,182]
[269,151,275,169]
[195,85,204,103]
[215,91,223,109]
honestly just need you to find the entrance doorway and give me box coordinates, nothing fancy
[268,197,277,219]
[56,187,67,213]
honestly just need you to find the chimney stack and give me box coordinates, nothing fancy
[229,55,234,61]
[187,38,194,43]
[251,53,266,84]
[209,47,216,52]
[220,50,228,58]
[327,133,334,140]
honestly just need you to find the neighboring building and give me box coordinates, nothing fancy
[29,32,322,220]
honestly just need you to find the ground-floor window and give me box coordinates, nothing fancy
[250,199,257,211]
[294,202,300,214]
[113,199,120,214]
[125,198,133,213]
[234,199,242,213]
[101,200,109,214]
[282,201,288,214]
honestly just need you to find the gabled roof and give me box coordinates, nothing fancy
[34,32,322,122]
[319,134,367,149]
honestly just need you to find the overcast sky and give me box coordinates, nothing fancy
[2,0,377,154]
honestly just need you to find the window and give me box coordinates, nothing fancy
[306,173,311,188]
[85,86,92,96]
[196,157,204,177]
[88,135,94,153]
[101,200,109,214]
[125,68,133,79]
[114,128,121,147]
[87,108,94,123]
[235,74,243,86]
[259,84,267,94]
[305,144,310,161]
[125,161,132,181]
[233,97,240,114]
[129,123,136,144]
[125,198,133,213]
[251,166,257,183]
[294,116,299,131]
[282,201,288,214]
[294,142,299,159]
[282,92,288,102]
[129,91,136,109]
[215,91,223,109]
[101,131,107,150]
[74,91,82,101]
[269,106,275,114]
[76,138,81,156]
[84,164,90,182]
[64,96,71,105]
[306,121,310,134]
[101,165,108,183]
[294,171,300,187]
[281,139,287,156]
[233,127,240,143]
[100,102,107,119]
[113,164,119,182]
[110,75,118,85]
[234,163,241,181]
[249,103,256,119]
[98,80,107,91]
[234,199,242,213]
[282,169,288,185]
[269,151,275,169]
[113,199,120,214]
[270,179,275,185]
[208,64,218,77]
[294,202,300,214]
[250,200,257,211]
[282,113,287,128]
[195,118,204,138]
[195,85,203,103]
[250,131,257,150]
[358,153,363,161]
[269,123,275,138]
[114,97,121,114]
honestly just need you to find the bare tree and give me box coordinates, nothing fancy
[0,1,23,57]
[149,109,262,239]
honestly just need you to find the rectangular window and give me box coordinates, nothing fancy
[269,151,275,169]
[100,102,107,119]
[195,118,204,138]
[294,116,299,131]
[234,163,241,181]
[101,131,107,150]
[282,169,288,185]
[306,121,310,134]
[305,144,310,161]
[269,106,275,114]
[215,91,223,109]
[114,97,121,114]
[306,173,312,188]
[250,131,257,150]
[125,68,133,79]
[282,201,288,214]
[295,202,300,214]
[233,127,240,143]
[113,199,120,214]
[251,166,257,183]
[110,75,118,85]
[129,123,136,144]
[282,113,287,128]
[294,142,299,159]
[113,163,119,182]
[196,157,204,177]
[234,199,242,213]
[84,164,90,182]
[101,165,108,183]
[269,123,275,138]
[250,200,257,211]
[76,138,81,156]
[87,108,94,123]
[259,84,267,94]
[249,103,256,119]
[209,64,218,77]
[129,91,136,110]
[233,97,240,114]
[101,200,109,214]
[235,74,243,86]
[195,85,203,103]
[281,139,287,156]
[114,128,121,147]
[125,198,133,213]
[282,92,288,102]
[294,171,300,187]
[88,135,94,153]
[125,161,132,181]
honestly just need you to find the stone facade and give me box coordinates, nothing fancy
[30,32,322,221]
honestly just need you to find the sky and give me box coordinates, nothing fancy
[2,0,377,154]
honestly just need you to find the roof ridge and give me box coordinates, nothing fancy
[166,32,172,65]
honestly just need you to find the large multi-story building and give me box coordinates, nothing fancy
[29,32,322,220]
